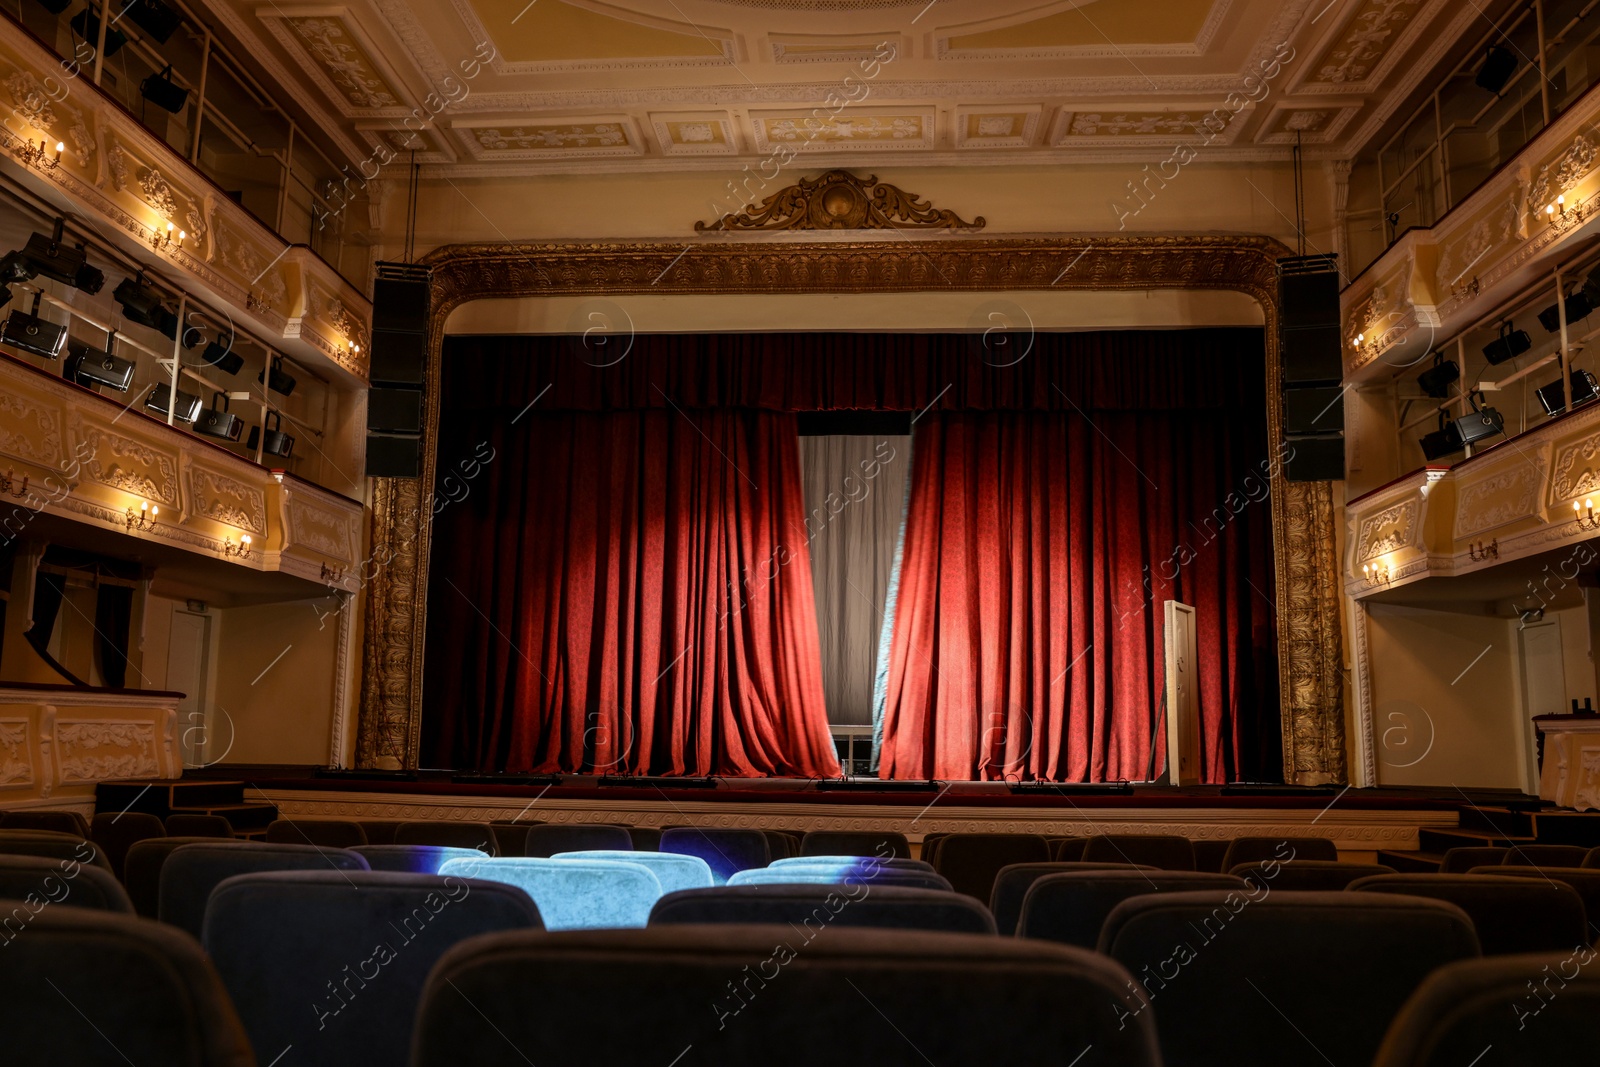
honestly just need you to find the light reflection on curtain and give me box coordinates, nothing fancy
[798,435,912,726]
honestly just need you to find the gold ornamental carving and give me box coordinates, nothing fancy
[356,233,1347,784]
[695,170,984,232]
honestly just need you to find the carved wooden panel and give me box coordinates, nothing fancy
[285,493,358,562]
[1550,428,1600,505]
[0,718,33,788]
[0,391,64,468]
[1456,459,1544,539]
[72,423,181,507]
[1355,500,1418,561]
[54,720,160,782]
[186,465,267,536]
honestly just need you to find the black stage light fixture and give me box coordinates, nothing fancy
[17,232,104,294]
[0,250,34,284]
[1536,369,1600,417]
[1417,353,1459,399]
[260,354,296,396]
[200,333,244,375]
[69,10,126,57]
[66,338,135,392]
[1,299,68,359]
[1582,266,1600,307]
[1481,321,1532,365]
[1538,291,1595,333]
[1420,413,1463,462]
[139,64,188,115]
[1476,45,1517,94]
[113,275,179,338]
[192,392,242,442]
[246,410,294,459]
[122,0,183,43]
[1454,393,1506,447]
[145,381,202,422]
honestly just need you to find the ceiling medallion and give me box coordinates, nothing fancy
[696,170,985,232]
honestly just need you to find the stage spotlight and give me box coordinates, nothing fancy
[1475,45,1517,94]
[1416,354,1459,399]
[247,411,295,459]
[66,340,135,392]
[260,354,296,396]
[192,393,242,442]
[139,65,188,115]
[1536,370,1600,417]
[1481,321,1531,365]
[2,307,68,359]
[122,0,183,43]
[1420,420,1463,461]
[200,333,243,375]
[17,232,104,294]
[68,9,126,57]
[1537,291,1595,333]
[145,381,202,422]
[113,275,178,338]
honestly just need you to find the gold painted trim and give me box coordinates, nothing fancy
[355,234,1347,784]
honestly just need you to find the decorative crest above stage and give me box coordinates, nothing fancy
[695,170,986,233]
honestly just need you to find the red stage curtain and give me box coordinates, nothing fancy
[422,408,841,777]
[877,408,1278,784]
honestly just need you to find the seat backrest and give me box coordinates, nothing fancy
[555,850,713,893]
[1585,845,1600,869]
[489,822,532,857]
[393,820,497,853]
[659,828,770,884]
[1220,836,1338,870]
[1049,837,1088,862]
[0,829,110,871]
[727,866,953,891]
[1502,844,1589,868]
[352,845,486,874]
[88,811,165,880]
[989,862,1156,936]
[2,809,89,836]
[1081,834,1197,871]
[650,885,997,934]
[1440,846,1506,873]
[799,830,911,859]
[522,823,633,858]
[1100,891,1480,1067]
[165,814,237,838]
[0,854,134,913]
[440,856,663,930]
[159,842,370,937]
[413,925,1161,1066]
[919,832,949,865]
[933,833,1051,900]
[759,830,794,859]
[1018,870,1247,947]
[265,818,367,848]
[1191,839,1231,873]
[356,820,404,845]
[772,855,935,872]
[1372,952,1600,1066]
[1228,859,1396,891]
[0,907,253,1066]
[1349,873,1588,956]
[1468,865,1600,925]
[123,837,241,919]
[204,870,542,1067]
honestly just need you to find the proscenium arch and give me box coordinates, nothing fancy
[356,234,1347,785]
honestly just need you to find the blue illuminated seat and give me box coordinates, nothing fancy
[553,849,713,893]
[658,828,769,884]
[771,855,936,873]
[728,865,952,891]
[438,856,663,930]
[353,845,486,875]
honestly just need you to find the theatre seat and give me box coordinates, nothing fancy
[1469,865,1600,925]
[728,866,953,891]
[1049,837,1088,862]
[412,926,1161,1067]
[166,814,237,838]
[124,837,246,919]
[0,829,111,871]
[1502,844,1589,868]
[265,817,367,848]
[1228,859,1396,891]
[1373,952,1600,1065]
[1099,891,1480,1067]
[522,823,633,857]
[2,908,253,1065]
[649,885,997,934]
[934,833,1051,901]
[1191,839,1231,873]
[1017,870,1247,948]
[204,870,542,1067]
[159,842,369,938]
[88,811,165,880]
[799,830,911,858]
[1,809,89,836]
[555,849,714,893]
[1219,836,1338,870]
[356,820,404,845]
[919,832,950,864]
[989,862,1157,936]
[489,822,533,856]
[1082,834,1197,870]
[772,855,936,872]
[0,854,134,913]
[394,820,497,853]
[659,828,770,884]
[1440,846,1506,873]
[1349,873,1588,955]
[441,856,663,930]
[1585,845,1600,868]
[630,827,664,852]
[760,830,797,859]
[353,845,486,875]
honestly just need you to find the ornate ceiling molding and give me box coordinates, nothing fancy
[694,170,983,231]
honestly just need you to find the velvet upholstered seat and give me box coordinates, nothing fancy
[1081,834,1197,870]
[392,820,497,852]
[1098,891,1481,1067]
[412,925,1161,1066]
[0,829,110,871]
[1349,873,1589,956]
[166,814,237,838]
[203,870,543,1067]
[1016,870,1247,948]
[728,865,952,891]
[353,844,485,874]
[0,908,253,1066]
[522,823,633,857]
[988,862,1157,936]
[441,856,663,929]
[659,827,770,884]
[88,811,166,880]
[123,837,245,919]
[1467,865,1600,924]
[933,833,1051,901]
[649,885,997,934]
[159,842,370,937]
[0,853,134,913]
[799,830,911,858]
[555,849,714,892]
[1227,859,1396,891]
[0,809,89,836]
[265,817,367,848]
[1219,835,1338,870]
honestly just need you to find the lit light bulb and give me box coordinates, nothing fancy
[150,505,158,519]
[54,141,63,156]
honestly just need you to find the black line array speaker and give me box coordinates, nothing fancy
[365,262,432,478]
[1278,254,1345,482]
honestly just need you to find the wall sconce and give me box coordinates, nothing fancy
[223,533,253,558]
[1468,539,1499,562]
[151,222,184,251]
[319,562,345,584]
[1,468,28,498]
[17,139,62,171]
[1352,332,1365,350]
[125,500,158,531]
[1575,499,1600,532]
[1548,194,1566,219]
[1362,561,1391,586]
